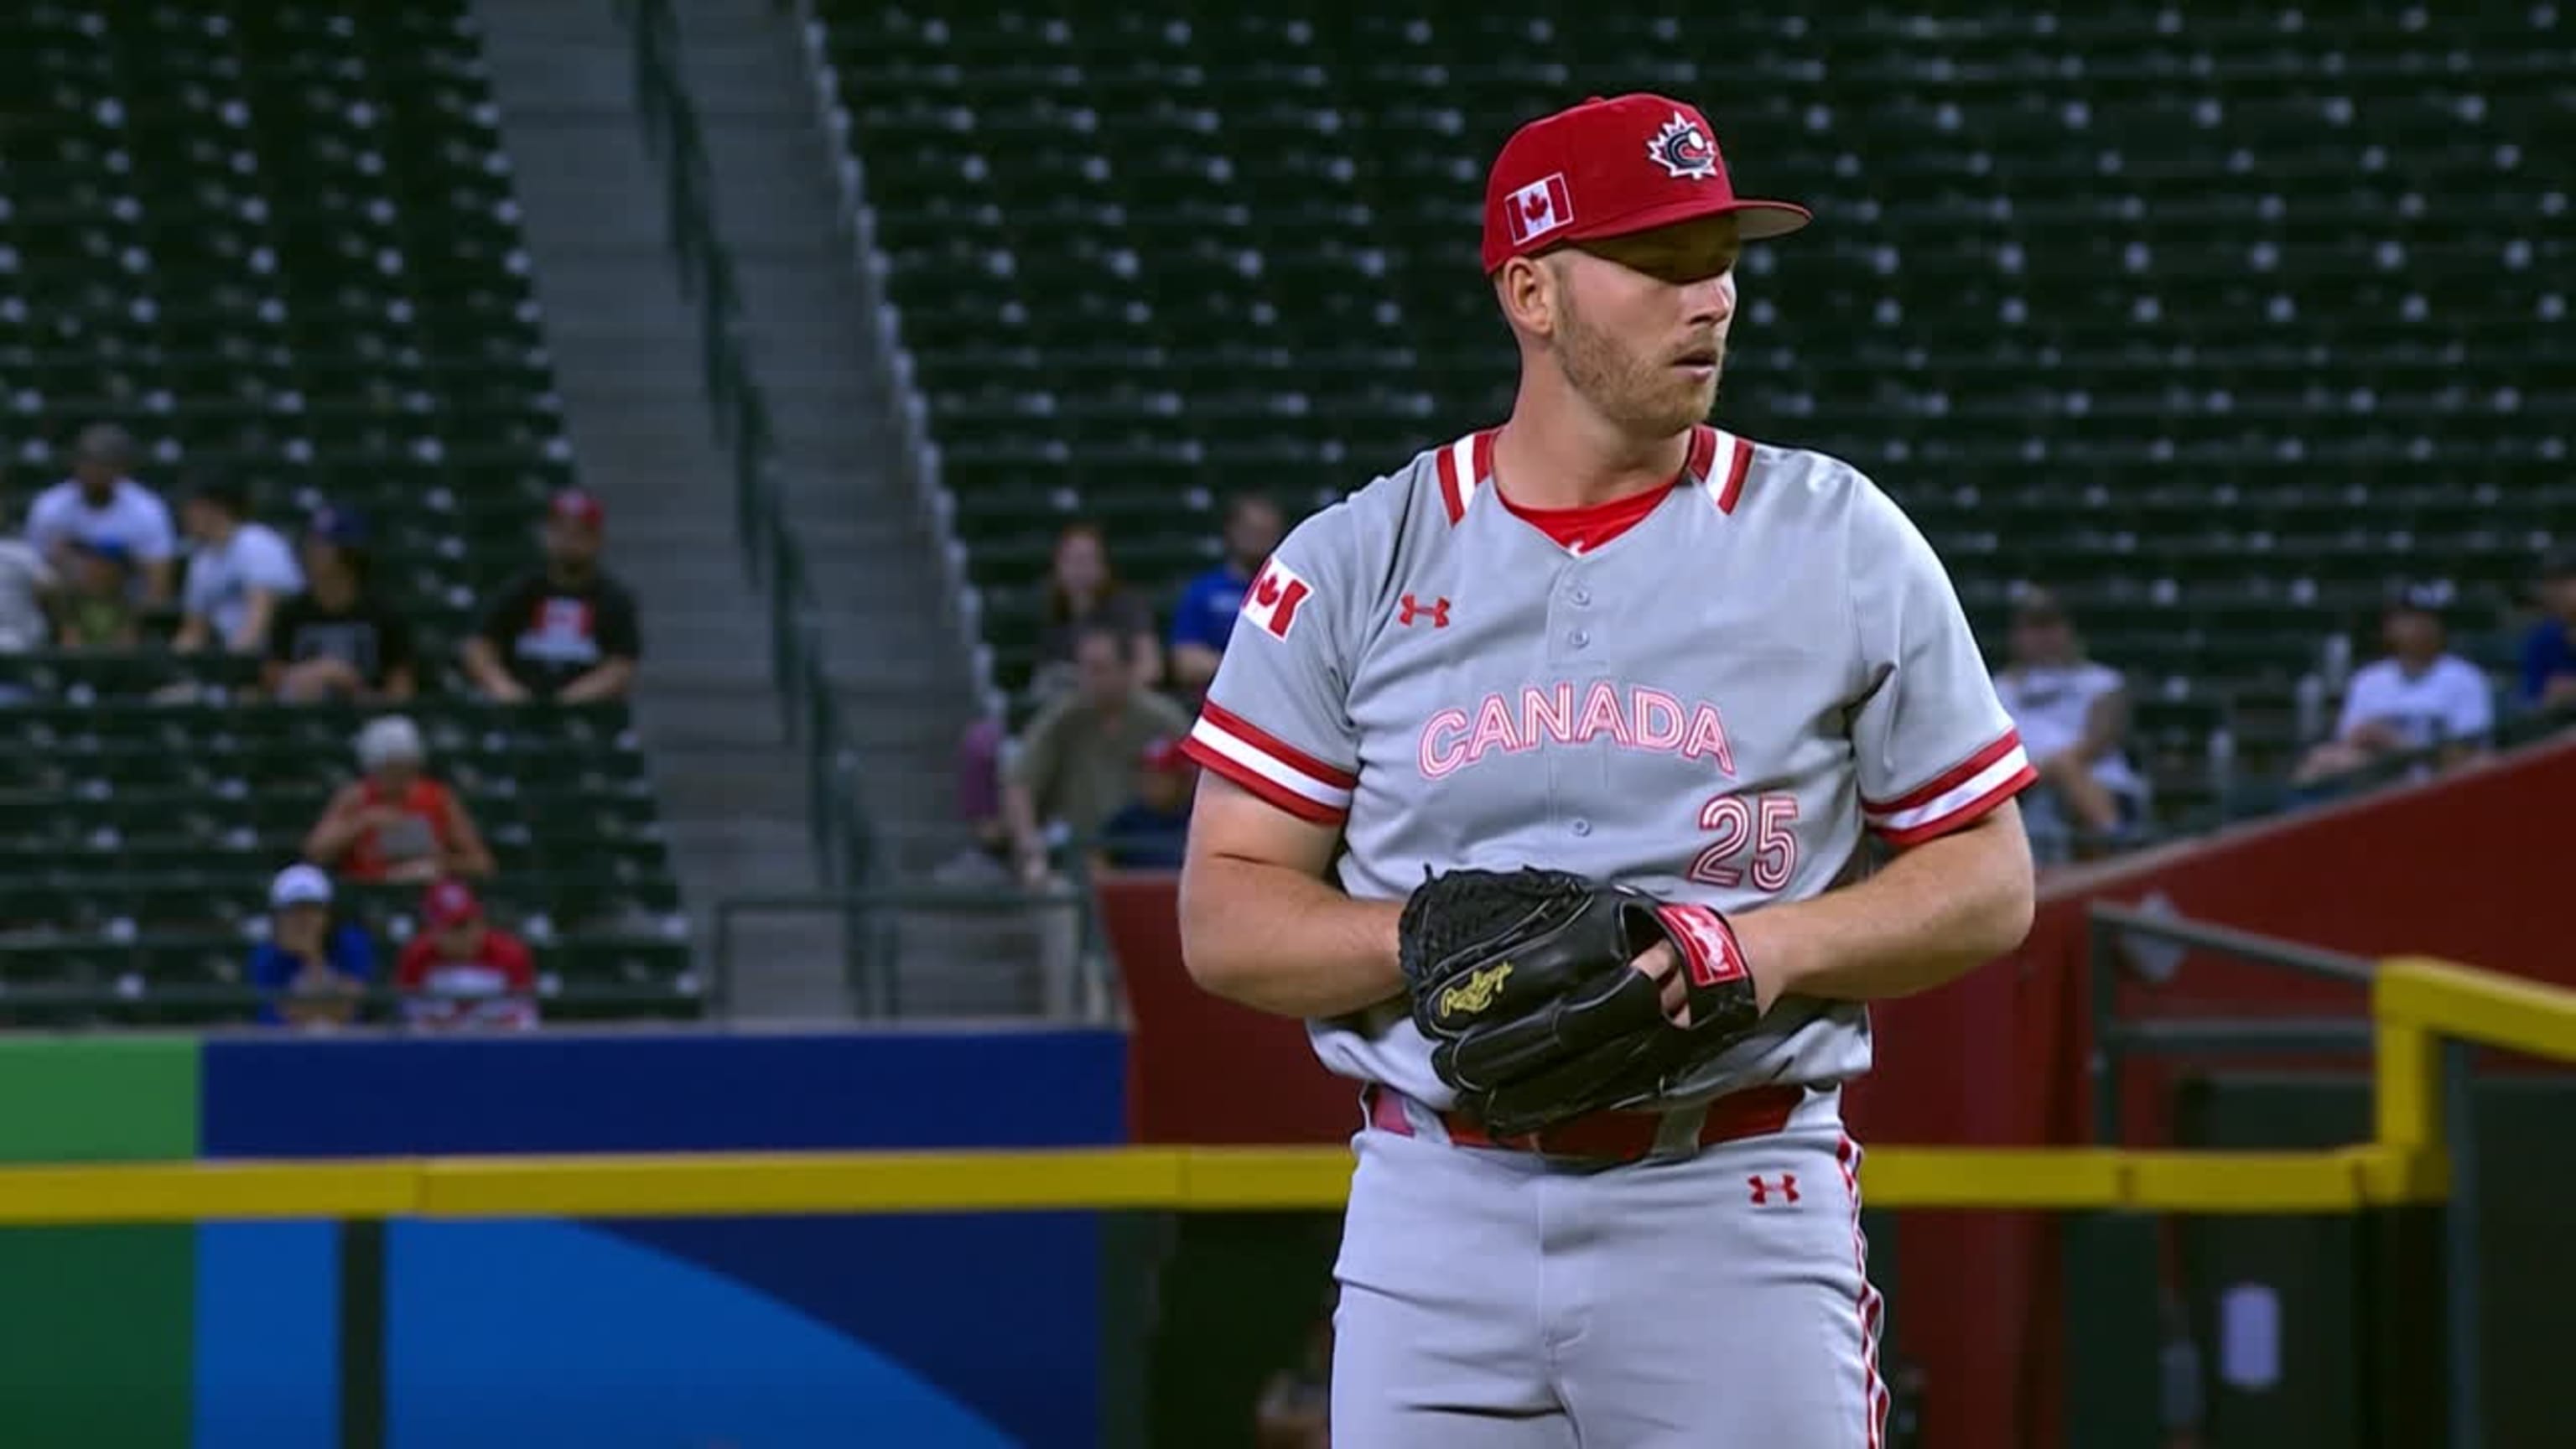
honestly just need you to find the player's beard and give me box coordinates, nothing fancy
[1555,290,1723,438]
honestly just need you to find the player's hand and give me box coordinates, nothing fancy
[1634,926,1788,1021]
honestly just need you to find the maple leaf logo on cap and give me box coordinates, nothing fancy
[1646,110,1721,180]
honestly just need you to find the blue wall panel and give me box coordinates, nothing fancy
[191,1222,338,1449]
[189,1029,1130,1448]
[200,1029,1128,1156]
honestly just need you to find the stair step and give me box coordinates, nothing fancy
[656,762,815,822]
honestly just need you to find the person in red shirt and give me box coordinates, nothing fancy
[394,880,540,1031]
[304,714,496,884]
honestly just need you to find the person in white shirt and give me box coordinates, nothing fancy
[2295,586,2495,786]
[1992,589,2148,854]
[172,474,302,655]
[22,423,179,606]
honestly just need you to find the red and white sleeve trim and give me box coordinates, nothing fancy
[1862,727,2036,847]
[1182,701,1358,825]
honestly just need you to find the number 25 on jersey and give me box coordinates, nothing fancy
[1689,792,1799,892]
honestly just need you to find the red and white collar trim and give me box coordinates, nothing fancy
[1696,426,1756,515]
[1434,429,1497,525]
[1437,424,1754,524]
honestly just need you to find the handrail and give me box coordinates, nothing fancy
[786,0,996,716]
[621,0,878,921]
[2085,906,2576,1449]
[2086,903,2376,1145]
[710,877,1106,1022]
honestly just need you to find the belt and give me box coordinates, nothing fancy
[1363,1082,1806,1164]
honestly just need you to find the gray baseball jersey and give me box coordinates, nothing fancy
[1182,423,2035,1111]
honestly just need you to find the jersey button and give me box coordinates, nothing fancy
[1571,819,1592,836]
[1570,586,1592,606]
[1569,628,1591,647]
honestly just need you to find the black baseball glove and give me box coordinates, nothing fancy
[1397,866,1763,1138]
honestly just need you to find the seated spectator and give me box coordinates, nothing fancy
[1032,522,1161,699]
[24,423,178,606]
[0,488,54,660]
[173,472,301,656]
[266,507,417,703]
[460,488,641,704]
[304,714,496,883]
[245,863,374,1029]
[394,880,539,1031]
[2295,586,2495,787]
[55,539,140,650]
[1991,589,2148,854]
[2518,545,2576,714]
[1168,491,1285,698]
[1098,737,1196,870]
[1003,622,1192,885]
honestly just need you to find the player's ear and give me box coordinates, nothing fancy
[1494,255,1559,340]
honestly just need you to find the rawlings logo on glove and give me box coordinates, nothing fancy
[1397,866,1763,1138]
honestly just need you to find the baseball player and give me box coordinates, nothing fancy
[1176,93,2038,1446]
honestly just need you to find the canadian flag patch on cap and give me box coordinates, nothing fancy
[1240,558,1313,640]
[1506,174,1574,246]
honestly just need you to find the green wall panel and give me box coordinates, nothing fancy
[0,1035,201,1449]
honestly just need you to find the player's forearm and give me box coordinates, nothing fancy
[1177,855,1405,1019]
[1737,804,2035,1005]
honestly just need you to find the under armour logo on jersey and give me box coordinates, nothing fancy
[1240,558,1311,641]
[1397,594,1450,628]
[1748,1173,1800,1206]
[1506,174,1573,246]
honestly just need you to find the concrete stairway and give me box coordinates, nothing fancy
[660,0,1072,1018]
[470,0,848,1019]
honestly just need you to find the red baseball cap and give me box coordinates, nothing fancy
[549,487,606,531]
[1481,94,1810,273]
[423,879,483,928]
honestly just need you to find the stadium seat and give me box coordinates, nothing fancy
[0,3,694,1025]
[811,0,2573,823]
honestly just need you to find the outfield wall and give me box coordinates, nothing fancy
[0,1030,1126,1449]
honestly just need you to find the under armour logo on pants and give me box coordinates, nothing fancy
[1748,1173,1800,1206]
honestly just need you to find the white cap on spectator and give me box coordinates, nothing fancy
[355,714,426,769]
[270,864,333,910]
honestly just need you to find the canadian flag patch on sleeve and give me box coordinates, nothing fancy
[1241,558,1313,640]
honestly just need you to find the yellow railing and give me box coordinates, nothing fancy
[0,953,2563,1226]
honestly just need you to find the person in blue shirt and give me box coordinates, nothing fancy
[2521,546,2576,714]
[1097,738,1196,870]
[1167,492,1285,697]
[247,863,375,1027]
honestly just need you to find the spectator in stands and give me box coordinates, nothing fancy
[2518,545,2576,714]
[1098,737,1197,870]
[394,879,539,1031]
[0,486,55,662]
[1033,522,1161,698]
[246,863,373,1029]
[1003,621,1192,885]
[460,488,641,704]
[55,539,140,650]
[2294,585,2494,787]
[173,472,302,657]
[24,423,178,606]
[1992,589,2148,853]
[266,507,417,703]
[304,714,496,884]
[1168,492,1285,697]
